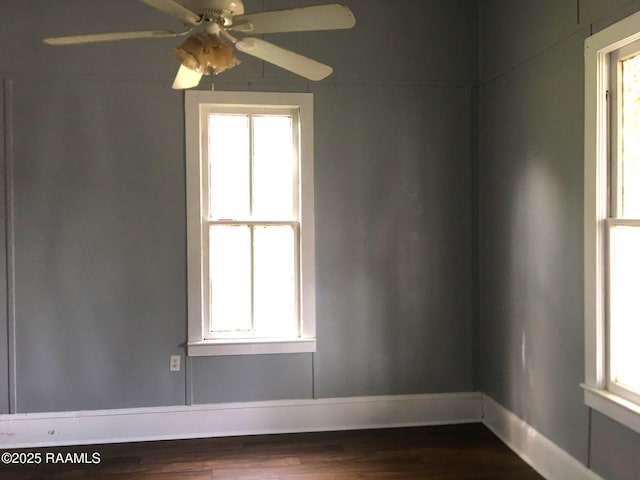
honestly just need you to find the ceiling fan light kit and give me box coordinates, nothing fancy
[174,33,240,74]
[43,0,356,89]
[172,64,204,89]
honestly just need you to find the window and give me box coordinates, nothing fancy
[185,91,316,356]
[584,10,640,434]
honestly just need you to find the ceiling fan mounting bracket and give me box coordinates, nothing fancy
[181,0,244,27]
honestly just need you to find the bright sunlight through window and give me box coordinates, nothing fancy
[207,114,297,338]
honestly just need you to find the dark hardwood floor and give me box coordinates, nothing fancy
[0,423,544,479]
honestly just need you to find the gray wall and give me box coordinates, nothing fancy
[478,1,640,479]
[0,0,477,413]
[7,2,638,479]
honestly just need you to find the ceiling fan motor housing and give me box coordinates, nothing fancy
[180,0,244,25]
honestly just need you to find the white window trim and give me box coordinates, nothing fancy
[584,10,640,434]
[185,91,316,356]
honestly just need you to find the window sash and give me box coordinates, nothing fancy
[605,220,640,405]
[202,109,301,223]
[202,221,301,340]
[610,39,640,219]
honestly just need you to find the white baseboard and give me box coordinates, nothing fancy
[482,395,604,480]
[0,392,482,449]
[0,391,610,480]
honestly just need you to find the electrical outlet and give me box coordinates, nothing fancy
[169,355,181,372]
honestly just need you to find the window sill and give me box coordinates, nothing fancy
[582,383,640,435]
[187,338,316,357]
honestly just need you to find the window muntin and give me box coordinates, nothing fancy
[185,91,316,356]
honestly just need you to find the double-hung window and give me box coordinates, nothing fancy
[185,91,316,356]
[584,10,640,434]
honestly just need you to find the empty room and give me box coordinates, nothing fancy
[0,1,639,479]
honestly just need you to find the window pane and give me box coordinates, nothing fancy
[208,114,250,220]
[252,116,295,219]
[609,225,640,393]
[209,225,251,333]
[253,226,297,337]
[621,54,640,218]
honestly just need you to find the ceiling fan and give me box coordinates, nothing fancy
[43,0,356,89]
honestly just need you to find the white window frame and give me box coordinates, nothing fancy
[584,10,640,434]
[185,91,316,357]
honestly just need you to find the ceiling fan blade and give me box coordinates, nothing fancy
[43,29,190,45]
[139,0,201,26]
[172,64,203,89]
[230,3,355,34]
[235,38,332,81]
